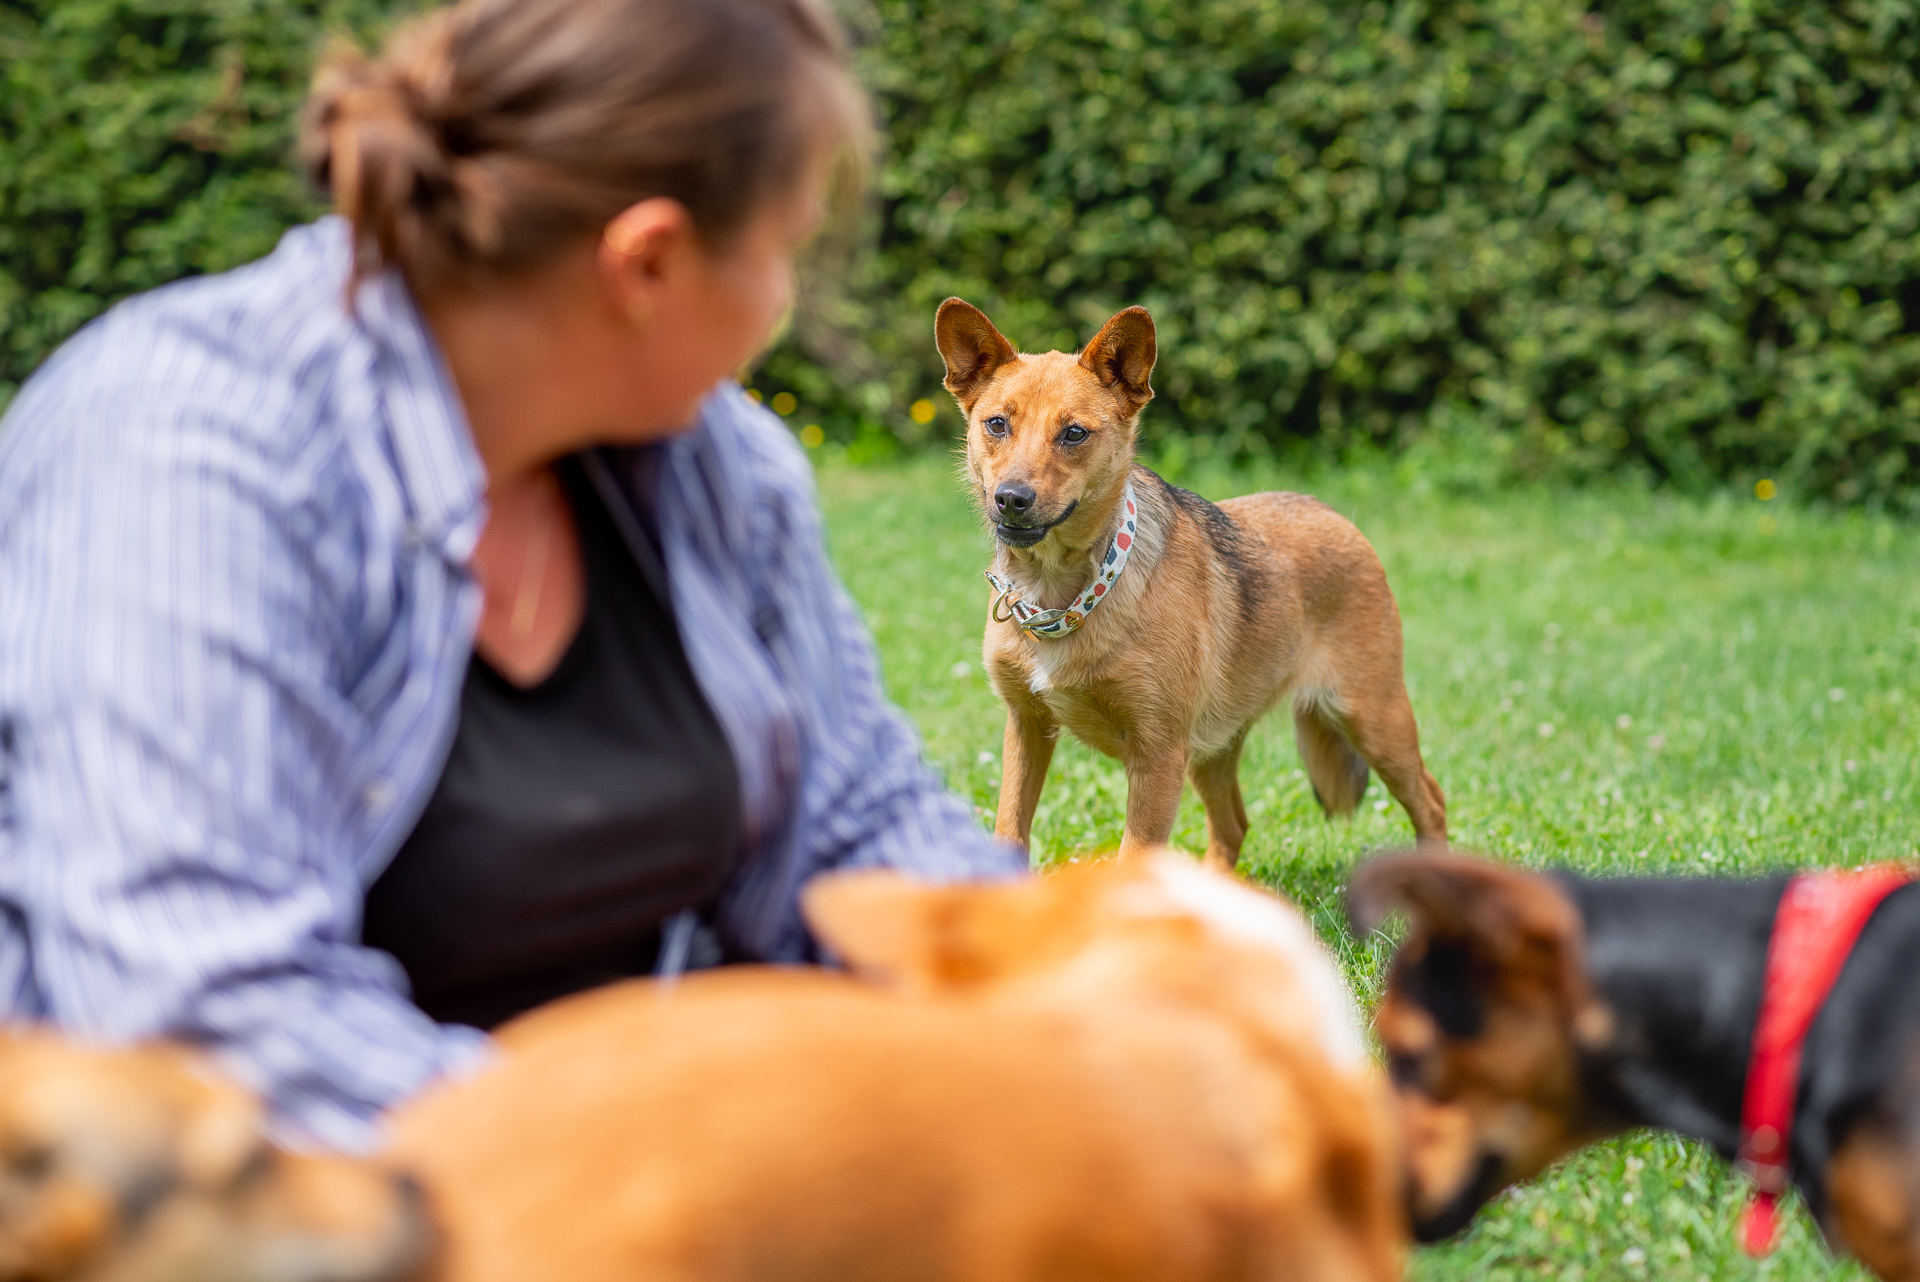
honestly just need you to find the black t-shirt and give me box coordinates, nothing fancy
[361,453,742,1030]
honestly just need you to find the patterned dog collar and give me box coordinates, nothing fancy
[985,480,1138,640]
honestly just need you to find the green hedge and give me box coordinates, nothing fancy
[807,0,1920,503]
[0,0,397,402]
[7,0,1920,506]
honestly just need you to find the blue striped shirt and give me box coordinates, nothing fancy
[0,218,1023,1148]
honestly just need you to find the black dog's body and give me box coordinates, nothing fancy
[1355,852,1920,1277]
[1563,875,1920,1230]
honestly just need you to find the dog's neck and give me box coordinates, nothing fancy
[995,467,1154,611]
[1560,874,1788,1156]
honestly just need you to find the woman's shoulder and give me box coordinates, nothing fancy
[1,219,372,476]
[665,384,822,552]
[693,384,816,503]
[0,220,436,608]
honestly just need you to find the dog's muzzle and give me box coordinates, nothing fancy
[1409,1151,1507,1243]
[992,500,1077,547]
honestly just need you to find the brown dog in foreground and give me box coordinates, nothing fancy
[0,1032,428,1282]
[388,855,1404,1282]
[935,299,1446,868]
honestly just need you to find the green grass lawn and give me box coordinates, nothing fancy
[816,451,1920,1282]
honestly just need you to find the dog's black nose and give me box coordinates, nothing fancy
[994,482,1035,516]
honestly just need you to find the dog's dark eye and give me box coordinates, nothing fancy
[232,1141,274,1188]
[983,415,1009,437]
[1387,1050,1428,1090]
[1061,424,1089,445]
[5,1144,52,1183]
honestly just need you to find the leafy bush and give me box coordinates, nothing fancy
[7,0,1920,506]
[0,0,392,404]
[786,0,1920,506]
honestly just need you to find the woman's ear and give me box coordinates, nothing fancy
[598,197,697,328]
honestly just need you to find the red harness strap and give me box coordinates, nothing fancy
[1737,864,1915,1256]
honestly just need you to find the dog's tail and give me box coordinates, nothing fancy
[1293,691,1369,817]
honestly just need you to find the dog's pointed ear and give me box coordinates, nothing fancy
[1350,850,1611,1048]
[803,870,977,989]
[935,298,1017,411]
[1078,306,1156,416]
[176,1063,265,1189]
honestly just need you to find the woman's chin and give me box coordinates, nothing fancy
[608,393,715,445]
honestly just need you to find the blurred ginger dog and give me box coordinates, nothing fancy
[388,854,1404,1282]
[935,299,1446,869]
[0,1032,429,1282]
[1350,848,1920,1280]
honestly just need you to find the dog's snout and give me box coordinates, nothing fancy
[994,481,1036,517]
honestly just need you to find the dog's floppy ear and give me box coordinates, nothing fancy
[935,298,1017,410]
[1350,850,1611,1048]
[1349,849,1566,948]
[1078,306,1156,417]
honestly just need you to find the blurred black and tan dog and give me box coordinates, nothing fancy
[936,298,1446,868]
[1351,848,1920,1281]
[0,1031,429,1282]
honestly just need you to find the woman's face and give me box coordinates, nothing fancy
[419,168,833,485]
[605,177,823,440]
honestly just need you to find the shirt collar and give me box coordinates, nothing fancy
[345,232,488,566]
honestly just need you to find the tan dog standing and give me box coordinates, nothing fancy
[388,855,1405,1282]
[935,299,1447,868]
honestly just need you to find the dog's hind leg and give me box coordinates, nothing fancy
[1189,737,1249,872]
[1334,681,1448,846]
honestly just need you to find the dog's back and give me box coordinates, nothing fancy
[390,858,1404,1282]
[1210,488,1424,817]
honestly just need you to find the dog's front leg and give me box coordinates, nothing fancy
[1118,744,1189,859]
[995,704,1058,852]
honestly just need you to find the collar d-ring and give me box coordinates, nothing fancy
[991,587,1018,624]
